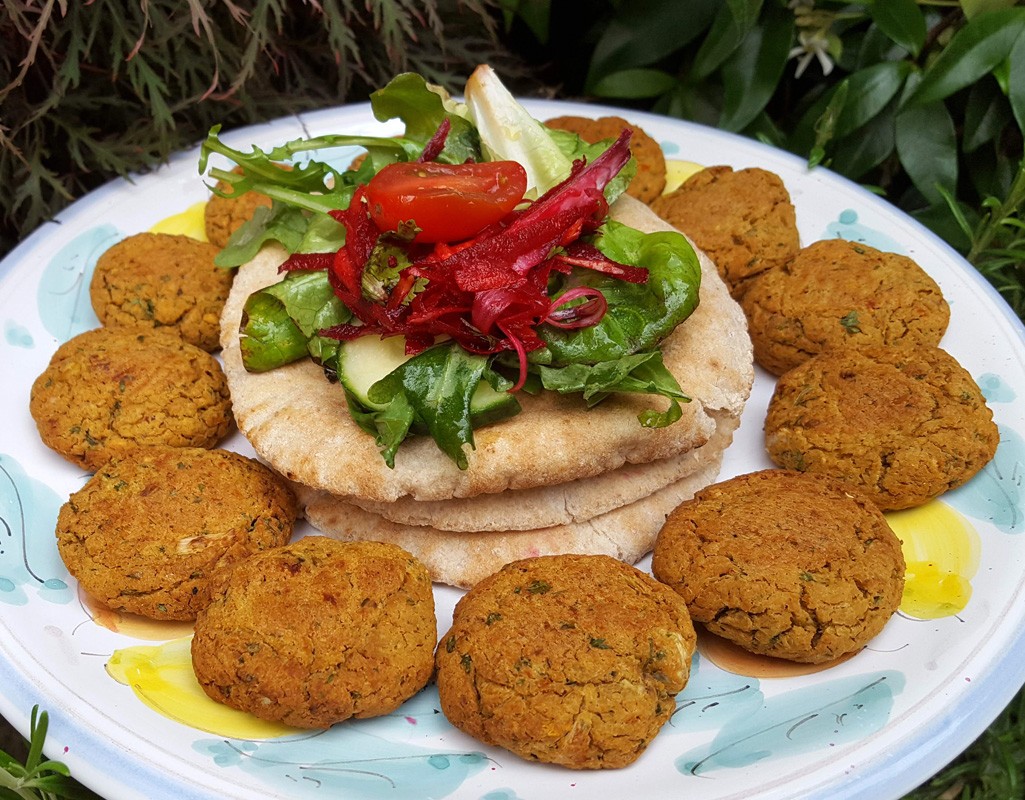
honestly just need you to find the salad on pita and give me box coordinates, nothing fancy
[200,66,701,469]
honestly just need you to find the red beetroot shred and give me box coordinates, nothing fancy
[286,128,645,391]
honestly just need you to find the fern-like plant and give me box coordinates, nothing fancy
[0,0,525,256]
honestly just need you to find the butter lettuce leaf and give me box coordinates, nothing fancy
[537,220,701,365]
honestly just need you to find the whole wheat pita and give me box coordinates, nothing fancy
[346,412,739,531]
[301,451,725,588]
[219,196,752,502]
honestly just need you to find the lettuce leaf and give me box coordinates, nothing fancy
[239,270,352,372]
[369,72,481,165]
[214,203,309,268]
[238,291,309,373]
[538,350,688,429]
[537,220,701,364]
[464,65,573,197]
[366,344,489,469]
[345,390,415,469]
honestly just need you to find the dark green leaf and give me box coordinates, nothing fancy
[497,0,551,43]
[896,101,959,205]
[870,0,927,56]
[830,98,897,179]
[368,345,490,469]
[538,351,688,428]
[586,0,719,85]
[589,68,679,99]
[718,2,795,132]
[345,390,415,470]
[691,0,763,80]
[909,7,1025,105]
[855,20,914,68]
[835,61,913,138]
[965,142,1021,200]
[963,79,1013,152]
[1009,26,1025,133]
[652,81,723,126]
[539,352,669,403]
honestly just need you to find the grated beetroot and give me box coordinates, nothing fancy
[312,129,645,390]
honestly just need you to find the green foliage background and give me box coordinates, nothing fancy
[0,0,529,257]
[1,0,1024,798]
[504,0,1025,317]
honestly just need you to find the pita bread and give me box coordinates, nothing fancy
[301,449,725,588]
[346,411,738,531]
[220,196,752,502]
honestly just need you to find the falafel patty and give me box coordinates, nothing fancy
[56,446,297,620]
[653,469,906,663]
[30,327,233,470]
[741,238,950,375]
[192,537,436,729]
[650,165,799,299]
[90,232,233,352]
[436,554,696,769]
[764,344,999,510]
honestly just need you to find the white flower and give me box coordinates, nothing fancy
[788,29,836,78]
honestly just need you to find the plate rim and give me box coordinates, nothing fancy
[1,96,1024,800]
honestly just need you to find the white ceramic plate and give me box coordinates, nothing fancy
[2,100,1024,800]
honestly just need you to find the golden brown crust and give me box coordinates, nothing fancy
[89,232,233,352]
[191,537,436,728]
[544,115,667,203]
[204,177,273,249]
[29,327,233,470]
[55,446,297,620]
[764,345,999,510]
[652,469,905,663]
[741,239,950,375]
[435,554,695,768]
[650,166,799,299]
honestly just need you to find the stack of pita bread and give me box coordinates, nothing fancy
[220,196,753,587]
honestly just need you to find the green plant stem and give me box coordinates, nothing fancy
[968,159,1025,263]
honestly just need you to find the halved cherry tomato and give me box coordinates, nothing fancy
[365,160,528,243]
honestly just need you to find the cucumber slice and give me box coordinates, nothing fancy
[337,334,410,406]
[337,335,520,424]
